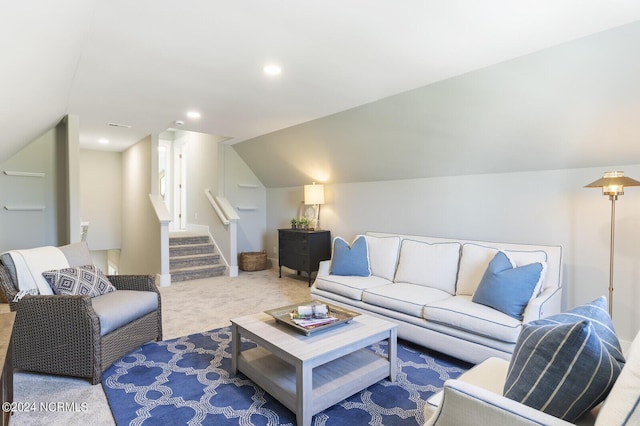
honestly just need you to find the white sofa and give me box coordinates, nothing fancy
[423,328,640,426]
[310,231,563,364]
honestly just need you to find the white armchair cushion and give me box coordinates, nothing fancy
[364,235,400,281]
[393,239,461,294]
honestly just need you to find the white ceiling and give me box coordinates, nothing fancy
[2,1,640,162]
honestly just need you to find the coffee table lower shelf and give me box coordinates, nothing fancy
[237,346,390,418]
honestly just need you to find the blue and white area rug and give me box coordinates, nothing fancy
[102,327,470,425]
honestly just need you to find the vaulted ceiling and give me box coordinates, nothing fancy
[2,1,640,186]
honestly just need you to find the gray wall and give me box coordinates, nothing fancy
[223,145,267,253]
[0,117,76,251]
[267,164,640,344]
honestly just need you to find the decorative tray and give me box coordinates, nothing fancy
[265,300,360,336]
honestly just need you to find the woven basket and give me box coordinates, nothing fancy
[239,251,268,271]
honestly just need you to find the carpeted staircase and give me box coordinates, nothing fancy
[169,233,226,282]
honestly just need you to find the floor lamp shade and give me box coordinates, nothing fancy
[585,171,640,317]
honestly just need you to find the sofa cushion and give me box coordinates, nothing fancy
[456,243,547,296]
[504,298,624,422]
[91,290,158,336]
[596,329,640,425]
[424,296,522,343]
[42,264,116,297]
[362,283,451,318]
[364,235,400,281]
[393,239,461,295]
[330,236,370,276]
[314,274,391,300]
[472,251,544,320]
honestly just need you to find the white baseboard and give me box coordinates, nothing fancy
[156,273,171,287]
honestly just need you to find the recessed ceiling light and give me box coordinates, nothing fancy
[187,111,201,119]
[263,64,282,76]
[98,138,109,144]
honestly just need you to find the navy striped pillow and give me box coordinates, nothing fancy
[504,298,625,422]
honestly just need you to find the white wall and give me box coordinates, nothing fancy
[119,136,160,275]
[267,164,640,343]
[79,150,122,250]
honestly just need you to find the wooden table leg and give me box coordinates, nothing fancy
[388,328,397,382]
[296,361,312,426]
[231,323,240,375]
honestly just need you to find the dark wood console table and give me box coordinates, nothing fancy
[1,312,15,426]
[278,229,331,286]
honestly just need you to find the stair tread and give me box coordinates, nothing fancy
[171,252,219,259]
[171,264,225,272]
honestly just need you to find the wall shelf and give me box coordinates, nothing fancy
[3,171,45,178]
[237,183,258,188]
[236,206,257,211]
[4,206,46,211]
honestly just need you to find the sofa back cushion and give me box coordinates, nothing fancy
[456,243,547,296]
[394,239,461,295]
[364,235,401,281]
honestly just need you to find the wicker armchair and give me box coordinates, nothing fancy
[0,264,162,384]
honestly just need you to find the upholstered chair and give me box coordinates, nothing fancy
[0,242,162,384]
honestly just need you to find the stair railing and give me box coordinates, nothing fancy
[149,194,172,286]
[204,189,239,277]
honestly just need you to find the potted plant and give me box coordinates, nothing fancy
[290,218,299,229]
[298,217,310,230]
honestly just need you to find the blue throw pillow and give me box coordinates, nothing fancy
[503,297,625,422]
[471,251,543,320]
[535,296,624,362]
[330,236,371,277]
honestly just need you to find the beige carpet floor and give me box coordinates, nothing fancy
[9,267,312,426]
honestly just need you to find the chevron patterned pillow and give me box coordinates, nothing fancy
[42,264,116,297]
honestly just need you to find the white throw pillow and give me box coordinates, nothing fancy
[364,235,400,281]
[394,239,461,295]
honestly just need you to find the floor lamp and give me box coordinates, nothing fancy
[585,171,640,318]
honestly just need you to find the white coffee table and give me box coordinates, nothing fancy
[230,311,397,426]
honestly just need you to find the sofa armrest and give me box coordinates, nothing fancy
[425,379,573,426]
[108,275,158,294]
[317,260,331,277]
[522,286,562,323]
